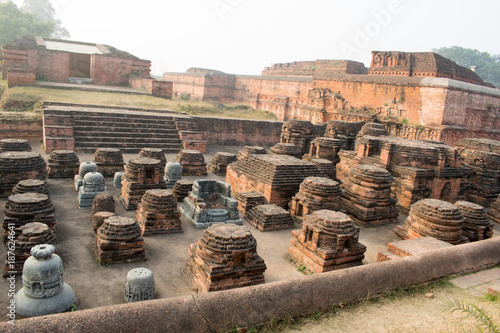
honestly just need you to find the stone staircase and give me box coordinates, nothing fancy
[43,103,187,154]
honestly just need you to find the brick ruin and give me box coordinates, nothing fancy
[164,51,500,145]
[289,177,342,220]
[184,224,266,293]
[120,158,167,210]
[455,138,500,207]
[280,119,315,154]
[269,143,303,158]
[245,204,295,232]
[236,146,267,160]
[4,222,56,276]
[47,150,80,178]
[337,128,470,214]
[1,36,150,86]
[394,199,468,245]
[92,148,125,178]
[174,150,207,176]
[136,189,182,235]
[0,139,32,152]
[12,179,50,197]
[138,148,167,170]
[96,216,146,265]
[172,179,194,203]
[340,165,399,226]
[91,193,116,217]
[324,120,364,150]
[233,191,268,214]
[207,152,237,176]
[455,201,494,242]
[488,195,500,225]
[0,152,48,198]
[288,210,366,274]
[3,193,56,243]
[226,154,324,208]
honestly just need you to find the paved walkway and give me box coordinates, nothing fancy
[450,267,500,296]
[36,81,149,95]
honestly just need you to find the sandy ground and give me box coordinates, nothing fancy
[283,284,500,333]
[0,139,499,330]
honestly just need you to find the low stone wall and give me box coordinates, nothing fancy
[3,237,499,333]
[192,116,283,146]
[0,116,42,139]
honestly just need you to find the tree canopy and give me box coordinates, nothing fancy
[21,0,70,39]
[0,1,54,47]
[432,46,500,88]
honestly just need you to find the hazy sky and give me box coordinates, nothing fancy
[12,0,500,75]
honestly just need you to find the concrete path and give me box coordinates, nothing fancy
[450,267,500,296]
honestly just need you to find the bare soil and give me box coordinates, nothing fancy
[282,284,500,333]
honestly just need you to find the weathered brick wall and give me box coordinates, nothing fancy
[128,78,172,98]
[203,74,237,103]
[163,73,206,100]
[1,48,28,79]
[192,116,282,146]
[33,50,70,82]
[7,69,36,88]
[92,55,132,86]
[0,117,43,138]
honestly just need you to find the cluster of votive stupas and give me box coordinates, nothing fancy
[1,120,498,322]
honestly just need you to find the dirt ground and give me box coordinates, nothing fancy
[283,283,500,333]
[0,139,499,331]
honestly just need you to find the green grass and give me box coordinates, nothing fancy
[0,79,7,99]
[0,85,277,120]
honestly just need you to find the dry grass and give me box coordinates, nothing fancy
[0,85,277,120]
[240,277,500,333]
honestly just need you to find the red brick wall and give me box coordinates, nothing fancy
[129,77,173,98]
[163,73,206,100]
[0,117,42,138]
[92,55,130,86]
[33,50,70,82]
[192,116,282,146]
[7,70,36,88]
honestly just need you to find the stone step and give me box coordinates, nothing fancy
[72,121,177,131]
[46,110,177,122]
[73,131,180,139]
[74,137,182,144]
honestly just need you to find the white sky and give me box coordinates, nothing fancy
[12,0,500,75]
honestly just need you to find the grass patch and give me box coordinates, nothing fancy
[178,103,276,120]
[234,277,455,332]
[0,85,277,120]
[0,87,44,112]
[0,80,7,99]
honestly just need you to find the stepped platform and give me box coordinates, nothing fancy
[42,102,205,154]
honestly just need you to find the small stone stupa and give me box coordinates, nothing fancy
[15,244,76,317]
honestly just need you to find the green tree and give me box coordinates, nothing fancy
[21,0,70,39]
[0,1,54,47]
[432,46,500,88]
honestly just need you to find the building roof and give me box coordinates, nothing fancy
[2,36,144,60]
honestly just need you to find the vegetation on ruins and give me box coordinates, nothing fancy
[433,46,500,88]
[442,297,500,333]
[0,84,277,120]
[0,1,53,47]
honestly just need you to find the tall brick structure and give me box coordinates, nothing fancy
[164,51,500,145]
